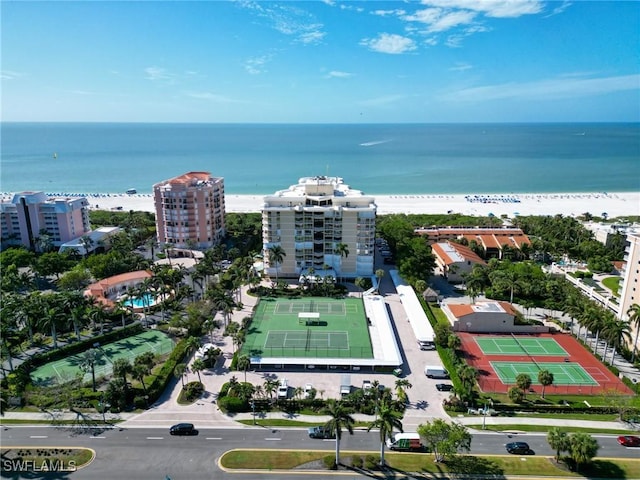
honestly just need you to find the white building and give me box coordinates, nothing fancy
[261,176,376,280]
[619,231,640,353]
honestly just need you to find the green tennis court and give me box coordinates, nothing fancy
[242,297,373,359]
[490,361,599,386]
[30,330,175,386]
[476,336,568,356]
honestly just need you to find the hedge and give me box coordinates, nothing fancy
[146,337,188,403]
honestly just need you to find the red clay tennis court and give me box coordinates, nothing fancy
[459,332,633,395]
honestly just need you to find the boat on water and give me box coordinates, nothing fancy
[126,188,137,195]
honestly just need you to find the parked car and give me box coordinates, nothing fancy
[435,383,454,391]
[308,426,335,439]
[362,380,373,393]
[169,423,198,436]
[195,343,215,359]
[277,379,289,399]
[617,435,640,447]
[506,442,532,454]
[304,383,314,399]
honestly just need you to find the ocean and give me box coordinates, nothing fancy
[1,123,638,195]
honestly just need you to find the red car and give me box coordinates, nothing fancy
[617,435,640,447]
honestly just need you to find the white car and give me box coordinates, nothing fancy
[195,343,215,359]
[304,383,314,399]
[277,379,289,399]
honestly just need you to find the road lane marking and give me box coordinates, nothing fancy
[90,436,106,439]
[146,436,164,440]
[264,438,281,441]
[206,437,222,440]
[29,436,48,439]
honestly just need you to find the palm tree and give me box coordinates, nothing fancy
[516,373,532,399]
[39,298,62,349]
[568,432,599,472]
[626,304,640,362]
[602,316,631,365]
[174,362,187,387]
[322,400,355,467]
[267,245,286,282]
[184,336,201,359]
[79,234,94,258]
[191,358,205,383]
[367,398,403,466]
[335,242,349,282]
[375,269,385,293]
[236,354,251,383]
[263,379,279,402]
[394,379,412,404]
[79,348,102,392]
[547,428,569,463]
[112,358,132,395]
[538,370,554,399]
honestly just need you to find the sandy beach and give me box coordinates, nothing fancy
[11,191,634,218]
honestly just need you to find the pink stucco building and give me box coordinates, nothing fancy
[153,171,226,249]
[0,191,90,251]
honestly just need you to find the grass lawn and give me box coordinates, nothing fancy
[220,449,640,478]
[237,419,370,428]
[601,276,621,296]
[1,447,95,471]
[459,411,619,421]
[475,424,633,435]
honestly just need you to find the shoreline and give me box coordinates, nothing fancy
[3,191,638,218]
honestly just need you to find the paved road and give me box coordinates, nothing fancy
[1,426,637,479]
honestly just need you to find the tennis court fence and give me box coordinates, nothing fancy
[244,345,373,359]
[478,377,626,395]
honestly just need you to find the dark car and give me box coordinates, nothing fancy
[435,383,454,392]
[617,435,640,447]
[308,426,335,439]
[506,442,532,454]
[170,423,198,436]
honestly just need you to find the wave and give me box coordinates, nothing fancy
[359,139,391,147]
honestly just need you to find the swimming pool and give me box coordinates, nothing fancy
[127,293,156,309]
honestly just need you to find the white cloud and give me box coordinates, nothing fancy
[185,92,239,103]
[244,55,271,75]
[299,29,326,44]
[371,9,406,17]
[545,1,572,17]
[360,33,417,54]
[238,1,327,45]
[144,67,173,82]
[421,0,543,18]
[1,70,26,80]
[440,74,640,102]
[359,94,409,107]
[405,8,477,33]
[326,71,353,78]
[450,62,472,71]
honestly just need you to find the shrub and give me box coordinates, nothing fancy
[364,455,379,470]
[351,455,363,468]
[183,381,204,402]
[133,396,147,409]
[323,455,337,470]
[218,395,248,413]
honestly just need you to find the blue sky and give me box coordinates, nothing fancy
[2,0,639,123]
